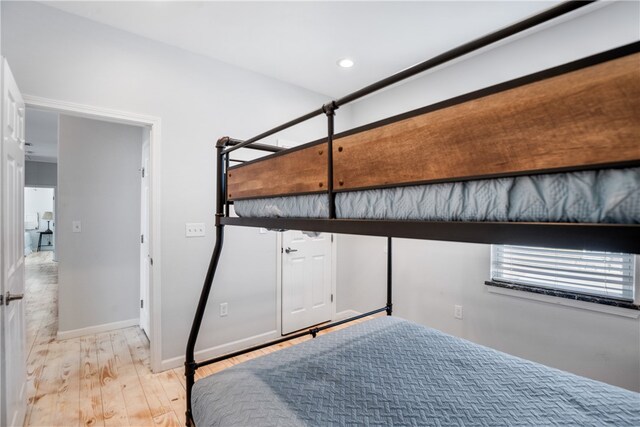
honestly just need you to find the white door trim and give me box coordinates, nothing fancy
[22,95,164,373]
[0,59,4,427]
[277,232,336,335]
[331,234,337,322]
[276,231,283,335]
[139,137,151,337]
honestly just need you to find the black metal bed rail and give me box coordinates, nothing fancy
[221,108,325,155]
[196,306,390,370]
[217,136,285,153]
[220,217,640,254]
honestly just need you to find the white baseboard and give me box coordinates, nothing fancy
[57,318,139,340]
[334,309,361,320]
[160,329,280,372]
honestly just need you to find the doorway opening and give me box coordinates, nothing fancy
[23,107,152,344]
[21,97,161,373]
[24,187,55,256]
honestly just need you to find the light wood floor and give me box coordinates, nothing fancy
[24,251,368,427]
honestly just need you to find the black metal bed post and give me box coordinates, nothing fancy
[324,101,338,219]
[224,154,230,216]
[184,140,227,426]
[387,237,393,315]
[312,101,338,339]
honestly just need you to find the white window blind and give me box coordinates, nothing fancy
[491,245,636,301]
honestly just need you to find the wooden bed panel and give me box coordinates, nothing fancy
[333,53,640,191]
[227,143,328,200]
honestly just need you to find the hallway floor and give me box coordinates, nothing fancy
[24,251,187,426]
[23,251,367,426]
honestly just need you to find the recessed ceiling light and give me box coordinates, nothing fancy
[337,58,354,68]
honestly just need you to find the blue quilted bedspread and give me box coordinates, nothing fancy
[192,317,640,426]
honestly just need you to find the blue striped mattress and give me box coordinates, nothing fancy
[234,167,640,223]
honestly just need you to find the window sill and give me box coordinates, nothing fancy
[485,281,640,319]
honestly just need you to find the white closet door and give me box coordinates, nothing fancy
[282,231,332,335]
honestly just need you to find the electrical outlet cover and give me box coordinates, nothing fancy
[454,305,463,320]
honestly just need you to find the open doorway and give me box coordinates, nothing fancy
[22,108,60,405]
[15,99,163,424]
[22,105,157,366]
[23,96,162,373]
[24,187,55,256]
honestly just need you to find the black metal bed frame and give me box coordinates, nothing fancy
[184,2,640,424]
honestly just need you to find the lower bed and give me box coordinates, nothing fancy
[192,317,640,426]
[234,167,640,223]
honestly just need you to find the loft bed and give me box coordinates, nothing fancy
[185,2,640,426]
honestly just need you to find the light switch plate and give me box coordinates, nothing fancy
[72,221,82,233]
[186,223,205,237]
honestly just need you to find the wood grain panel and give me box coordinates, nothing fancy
[333,53,640,191]
[227,143,328,200]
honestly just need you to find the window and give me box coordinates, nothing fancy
[490,245,636,303]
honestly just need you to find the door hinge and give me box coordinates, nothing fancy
[331,293,334,303]
[150,257,153,266]
[141,167,145,178]
[141,234,144,244]
[140,299,144,309]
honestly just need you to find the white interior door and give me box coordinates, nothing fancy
[139,137,150,337]
[2,58,26,427]
[282,231,332,335]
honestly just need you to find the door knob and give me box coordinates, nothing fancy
[285,247,298,254]
[4,292,24,306]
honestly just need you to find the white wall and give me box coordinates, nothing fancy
[336,234,386,314]
[25,161,57,187]
[57,115,142,333]
[0,1,345,363]
[338,2,640,392]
